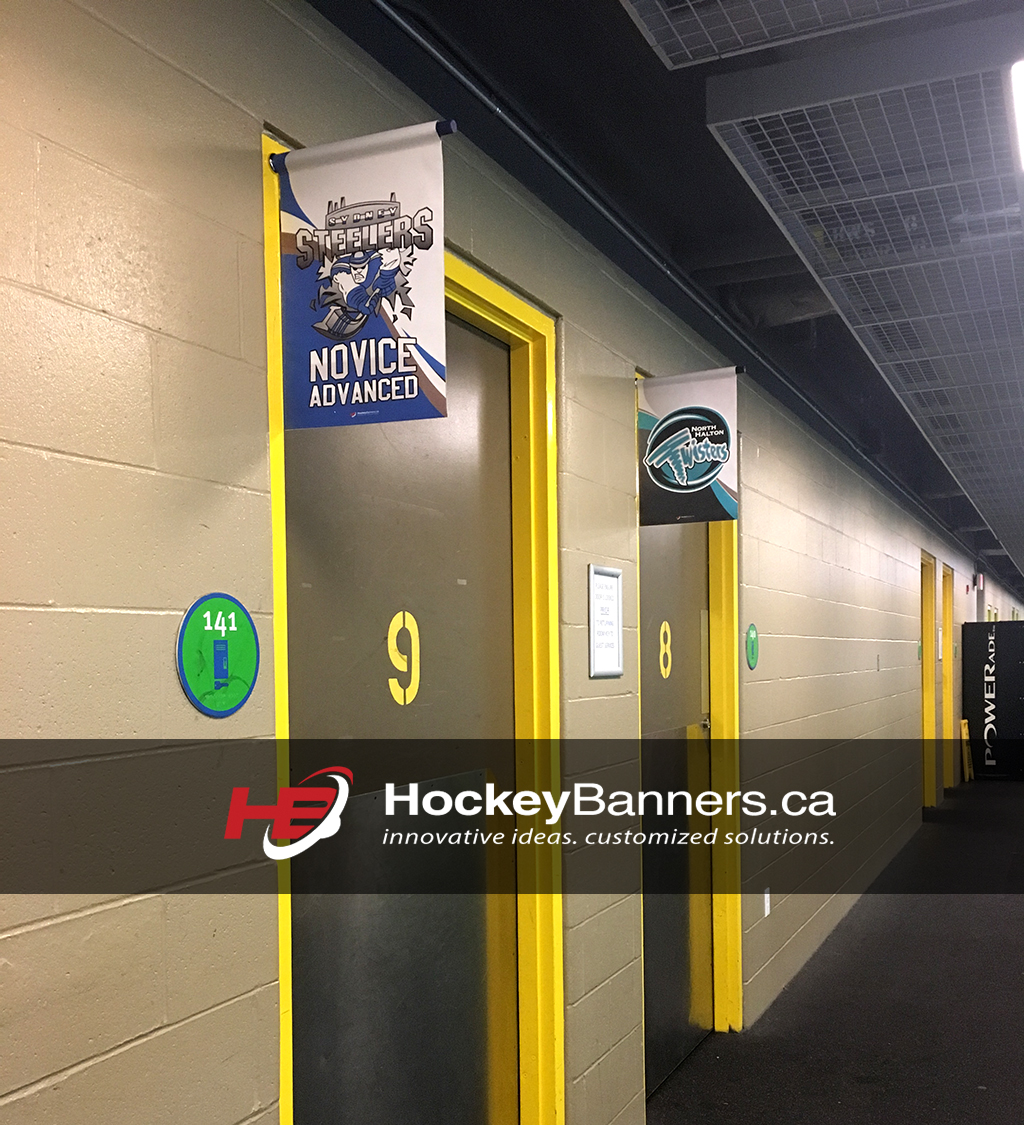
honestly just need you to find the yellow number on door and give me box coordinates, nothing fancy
[388,610,420,704]
[659,620,672,679]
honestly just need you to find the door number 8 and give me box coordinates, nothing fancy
[388,610,421,705]
[659,620,672,679]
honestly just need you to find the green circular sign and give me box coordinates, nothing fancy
[176,593,259,717]
[745,623,759,670]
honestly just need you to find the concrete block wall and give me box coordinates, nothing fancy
[0,0,281,1120]
[0,894,278,1125]
[0,0,275,740]
[735,377,1020,1025]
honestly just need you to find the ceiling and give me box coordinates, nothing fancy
[316,0,1024,594]
[621,0,972,67]
[709,12,1024,575]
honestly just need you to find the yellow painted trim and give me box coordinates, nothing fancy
[635,381,643,738]
[276,865,293,1125]
[941,565,954,788]
[262,135,290,742]
[686,724,715,1031]
[445,250,564,1125]
[444,251,560,742]
[515,736,564,1125]
[262,133,293,1125]
[708,519,742,1031]
[708,521,739,743]
[921,552,937,806]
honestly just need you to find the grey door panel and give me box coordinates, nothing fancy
[640,522,708,740]
[287,315,518,1124]
[640,520,714,1093]
[285,315,514,738]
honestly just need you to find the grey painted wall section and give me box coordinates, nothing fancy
[735,377,1019,1025]
[0,0,281,1120]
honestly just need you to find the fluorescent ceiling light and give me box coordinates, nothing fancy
[1011,60,1024,171]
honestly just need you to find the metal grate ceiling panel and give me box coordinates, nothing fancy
[713,66,1024,567]
[621,0,970,67]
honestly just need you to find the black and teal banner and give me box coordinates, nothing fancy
[272,122,451,428]
[638,367,738,524]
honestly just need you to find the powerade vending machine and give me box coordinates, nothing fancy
[962,621,1024,778]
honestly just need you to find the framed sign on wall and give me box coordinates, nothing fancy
[589,564,623,679]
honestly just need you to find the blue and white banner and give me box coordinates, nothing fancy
[638,367,738,524]
[273,122,450,428]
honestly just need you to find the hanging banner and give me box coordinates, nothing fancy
[638,367,738,524]
[272,121,453,428]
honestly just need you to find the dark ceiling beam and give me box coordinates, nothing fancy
[689,253,806,285]
[705,5,1024,122]
[720,275,836,328]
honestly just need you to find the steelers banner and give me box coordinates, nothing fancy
[638,367,738,524]
[271,121,453,428]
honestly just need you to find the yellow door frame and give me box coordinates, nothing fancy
[635,389,743,1033]
[941,564,954,788]
[263,134,563,1125]
[444,251,564,1125]
[708,519,742,1030]
[921,551,937,807]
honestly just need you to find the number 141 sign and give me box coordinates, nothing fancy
[176,593,260,717]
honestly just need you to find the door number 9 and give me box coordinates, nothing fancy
[388,610,421,705]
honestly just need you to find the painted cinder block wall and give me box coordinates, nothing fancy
[1,0,281,1120]
[735,377,1019,1025]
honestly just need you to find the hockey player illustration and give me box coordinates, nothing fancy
[312,246,414,342]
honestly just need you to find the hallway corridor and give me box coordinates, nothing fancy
[648,782,1024,1124]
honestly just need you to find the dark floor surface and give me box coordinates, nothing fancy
[646,781,1024,1125]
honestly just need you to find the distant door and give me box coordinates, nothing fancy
[285,315,518,1124]
[640,521,714,1094]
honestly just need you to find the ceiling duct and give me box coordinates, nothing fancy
[720,274,836,327]
[620,0,970,67]
[708,11,1024,573]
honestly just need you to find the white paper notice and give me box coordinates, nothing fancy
[589,565,623,678]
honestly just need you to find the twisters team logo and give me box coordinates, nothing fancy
[644,406,731,494]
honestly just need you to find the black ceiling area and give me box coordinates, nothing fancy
[313,0,1024,595]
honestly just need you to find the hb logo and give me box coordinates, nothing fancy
[224,767,352,859]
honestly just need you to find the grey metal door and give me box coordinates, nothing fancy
[286,315,518,1124]
[284,316,515,738]
[640,521,714,1094]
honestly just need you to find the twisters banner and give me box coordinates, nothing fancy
[271,121,453,428]
[638,367,738,524]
